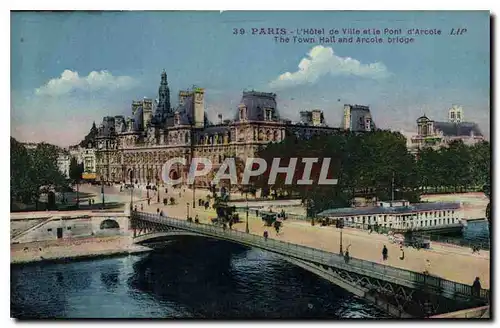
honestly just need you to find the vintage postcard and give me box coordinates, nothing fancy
[10,11,490,319]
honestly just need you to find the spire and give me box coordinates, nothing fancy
[157,69,171,120]
[161,69,167,83]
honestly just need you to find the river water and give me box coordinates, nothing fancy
[11,221,488,319]
[11,238,387,319]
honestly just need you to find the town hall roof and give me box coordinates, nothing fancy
[233,91,280,122]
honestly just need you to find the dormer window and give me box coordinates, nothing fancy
[174,112,181,125]
[239,106,247,121]
[265,108,273,121]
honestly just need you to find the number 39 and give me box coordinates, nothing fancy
[233,28,245,35]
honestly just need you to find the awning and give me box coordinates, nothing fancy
[82,173,97,180]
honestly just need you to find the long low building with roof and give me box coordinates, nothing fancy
[318,200,464,233]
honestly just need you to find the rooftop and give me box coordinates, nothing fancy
[318,202,461,217]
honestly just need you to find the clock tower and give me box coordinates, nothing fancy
[156,70,171,122]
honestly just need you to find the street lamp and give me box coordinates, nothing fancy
[245,193,250,233]
[130,184,134,212]
[189,124,196,210]
[147,180,150,199]
[336,219,344,254]
[157,179,160,203]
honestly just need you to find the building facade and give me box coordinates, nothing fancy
[342,104,376,132]
[57,153,71,179]
[69,146,83,164]
[409,106,485,152]
[95,71,343,187]
[83,147,96,175]
[318,200,464,233]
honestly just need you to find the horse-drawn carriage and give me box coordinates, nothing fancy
[211,204,240,225]
[261,211,278,227]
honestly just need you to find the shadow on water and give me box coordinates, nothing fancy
[12,237,387,319]
[127,237,386,319]
[11,262,94,319]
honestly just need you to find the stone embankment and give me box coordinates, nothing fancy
[11,235,151,265]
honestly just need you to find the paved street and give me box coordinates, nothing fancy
[78,185,491,289]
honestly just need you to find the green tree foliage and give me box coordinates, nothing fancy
[69,157,84,182]
[252,130,490,216]
[417,140,490,193]
[254,130,418,215]
[11,138,67,209]
[11,138,32,203]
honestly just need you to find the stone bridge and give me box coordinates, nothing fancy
[131,212,490,318]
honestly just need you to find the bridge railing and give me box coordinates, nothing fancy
[134,212,490,302]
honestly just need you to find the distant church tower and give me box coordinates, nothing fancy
[448,105,463,123]
[156,70,171,120]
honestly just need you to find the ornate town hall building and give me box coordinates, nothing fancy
[95,71,342,187]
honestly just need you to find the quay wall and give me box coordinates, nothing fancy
[11,212,130,244]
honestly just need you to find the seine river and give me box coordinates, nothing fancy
[11,239,387,319]
[11,221,488,319]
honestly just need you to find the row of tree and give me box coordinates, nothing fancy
[417,140,490,193]
[247,130,490,216]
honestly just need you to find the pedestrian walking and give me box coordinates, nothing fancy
[157,208,160,214]
[399,246,405,260]
[424,259,431,275]
[229,220,233,230]
[344,250,350,264]
[263,230,268,241]
[472,277,481,297]
[148,198,151,206]
[160,210,164,217]
[382,245,388,261]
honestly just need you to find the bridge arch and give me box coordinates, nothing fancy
[131,214,490,318]
[134,231,205,244]
[100,219,120,229]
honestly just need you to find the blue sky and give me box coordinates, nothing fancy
[11,11,490,146]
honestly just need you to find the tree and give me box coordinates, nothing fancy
[69,157,84,208]
[252,130,419,215]
[10,138,67,211]
[470,141,491,189]
[11,138,32,205]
